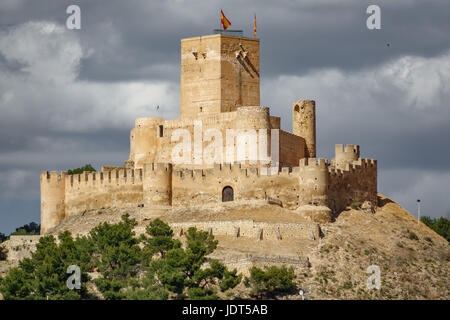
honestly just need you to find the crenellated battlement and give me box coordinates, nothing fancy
[66,169,143,189]
[334,144,360,169]
[144,162,172,174]
[173,162,296,183]
[299,158,328,169]
[328,167,345,177]
[357,158,377,168]
[40,171,67,183]
[329,157,376,176]
[335,143,360,155]
[329,157,377,173]
[162,111,237,129]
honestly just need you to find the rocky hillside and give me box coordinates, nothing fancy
[1,194,448,299]
[297,195,449,299]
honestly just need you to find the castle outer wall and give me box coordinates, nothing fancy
[39,33,378,234]
[41,148,377,233]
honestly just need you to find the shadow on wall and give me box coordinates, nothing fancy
[330,195,393,221]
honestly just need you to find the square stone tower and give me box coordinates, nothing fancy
[180,34,260,118]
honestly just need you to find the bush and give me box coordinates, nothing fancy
[89,214,141,280]
[67,164,96,175]
[407,231,419,241]
[420,216,449,242]
[141,218,180,260]
[149,227,240,299]
[10,222,40,236]
[343,281,352,289]
[245,265,297,299]
[0,233,91,300]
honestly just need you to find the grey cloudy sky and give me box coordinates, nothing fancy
[0,0,449,234]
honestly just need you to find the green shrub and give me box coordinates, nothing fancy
[420,216,449,242]
[245,265,297,299]
[67,164,96,175]
[343,281,352,289]
[0,233,92,300]
[10,222,40,236]
[408,231,419,241]
[0,216,242,300]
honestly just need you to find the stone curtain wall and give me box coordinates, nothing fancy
[64,169,144,217]
[328,158,377,213]
[171,163,299,209]
[169,220,320,241]
[279,130,305,167]
[41,156,377,233]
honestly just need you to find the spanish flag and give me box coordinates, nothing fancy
[220,10,231,30]
[254,14,257,37]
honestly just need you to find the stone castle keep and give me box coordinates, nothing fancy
[40,33,377,234]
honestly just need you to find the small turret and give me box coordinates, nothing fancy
[293,100,316,158]
[333,144,360,169]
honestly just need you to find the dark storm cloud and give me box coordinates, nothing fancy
[76,0,450,81]
[1,0,449,233]
[3,0,450,82]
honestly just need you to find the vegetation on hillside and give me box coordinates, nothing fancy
[0,222,40,243]
[67,164,96,175]
[0,215,295,300]
[10,222,40,236]
[421,216,449,242]
[244,265,297,299]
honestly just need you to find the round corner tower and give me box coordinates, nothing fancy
[235,106,272,167]
[235,106,270,130]
[297,158,331,223]
[293,100,316,158]
[128,117,163,169]
[143,163,172,207]
[298,158,329,206]
[40,171,66,234]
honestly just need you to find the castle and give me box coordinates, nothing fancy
[40,33,377,234]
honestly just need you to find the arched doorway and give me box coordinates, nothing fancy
[222,186,234,202]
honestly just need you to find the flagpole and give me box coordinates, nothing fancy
[254,13,256,38]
